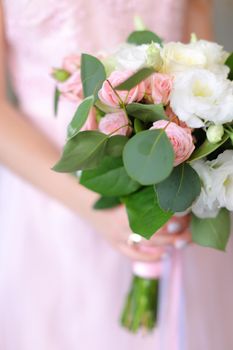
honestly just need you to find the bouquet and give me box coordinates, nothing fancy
[52,27,233,333]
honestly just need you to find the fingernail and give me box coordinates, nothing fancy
[174,239,187,250]
[167,222,182,234]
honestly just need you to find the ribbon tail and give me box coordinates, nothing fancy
[158,249,185,350]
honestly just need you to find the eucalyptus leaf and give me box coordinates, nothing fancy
[122,187,173,239]
[126,103,167,122]
[116,67,155,91]
[67,95,94,140]
[54,87,60,117]
[105,135,128,157]
[156,163,201,212]
[134,119,145,133]
[93,196,121,210]
[225,52,233,80]
[191,209,231,251]
[80,156,141,196]
[188,134,229,162]
[123,129,174,185]
[81,54,106,101]
[53,131,108,172]
[127,30,163,46]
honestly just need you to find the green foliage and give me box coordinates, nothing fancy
[54,87,60,116]
[188,134,229,162]
[156,163,201,212]
[123,129,174,185]
[81,54,106,101]
[53,131,108,172]
[116,67,155,91]
[225,52,233,80]
[122,187,173,239]
[126,103,167,122]
[134,119,145,133]
[191,209,231,251]
[80,157,141,196]
[105,135,128,157]
[127,30,163,46]
[93,196,121,210]
[67,95,94,140]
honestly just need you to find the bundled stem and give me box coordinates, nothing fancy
[120,275,159,333]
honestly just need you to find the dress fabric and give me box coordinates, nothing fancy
[1,1,233,349]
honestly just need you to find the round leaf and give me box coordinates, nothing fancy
[126,103,167,122]
[123,129,174,185]
[80,157,141,196]
[122,187,173,239]
[156,163,201,212]
[105,135,128,157]
[191,209,231,251]
[53,131,108,172]
[93,196,121,210]
[127,30,163,45]
[116,67,155,91]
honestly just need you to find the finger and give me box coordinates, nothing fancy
[149,230,192,247]
[117,242,168,262]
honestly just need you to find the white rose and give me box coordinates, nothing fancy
[114,43,161,71]
[160,42,207,74]
[210,150,233,211]
[170,68,233,128]
[191,160,220,218]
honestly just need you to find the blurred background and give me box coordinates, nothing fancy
[214,0,233,50]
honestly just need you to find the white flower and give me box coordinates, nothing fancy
[191,160,219,218]
[114,43,161,71]
[192,40,230,77]
[160,40,230,76]
[160,42,207,74]
[210,150,233,211]
[191,150,233,217]
[170,68,233,128]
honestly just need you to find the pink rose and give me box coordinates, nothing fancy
[98,70,146,108]
[151,120,195,166]
[148,73,173,105]
[58,71,83,103]
[62,54,81,73]
[98,111,131,136]
[81,108,98,131]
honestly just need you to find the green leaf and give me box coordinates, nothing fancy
[53,131,108,172]
[105,135,128,157]
[93,196,121,210]
[134,118,145,133]
[95,99,119,114]
[67,95,94,140]
[156,163,201,212]
[188,134,229,162]
[80,156,141,197]
[81,54,106,101]
[123,129,174,185]
[52,68,70,82]
[126,103,167,122]
[122,187,173,239]
[127,30,163,46]
[54,87,60,117]
[225,52,233,80]
[116,67,155,91]
[191,209,231,251]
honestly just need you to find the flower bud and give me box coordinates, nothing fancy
[52,68,70,82]
[146,43,162,70]
[206,125,224,144]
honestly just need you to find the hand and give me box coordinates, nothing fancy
[90,205,191,263]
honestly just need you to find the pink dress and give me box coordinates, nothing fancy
[1,1,233,349]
